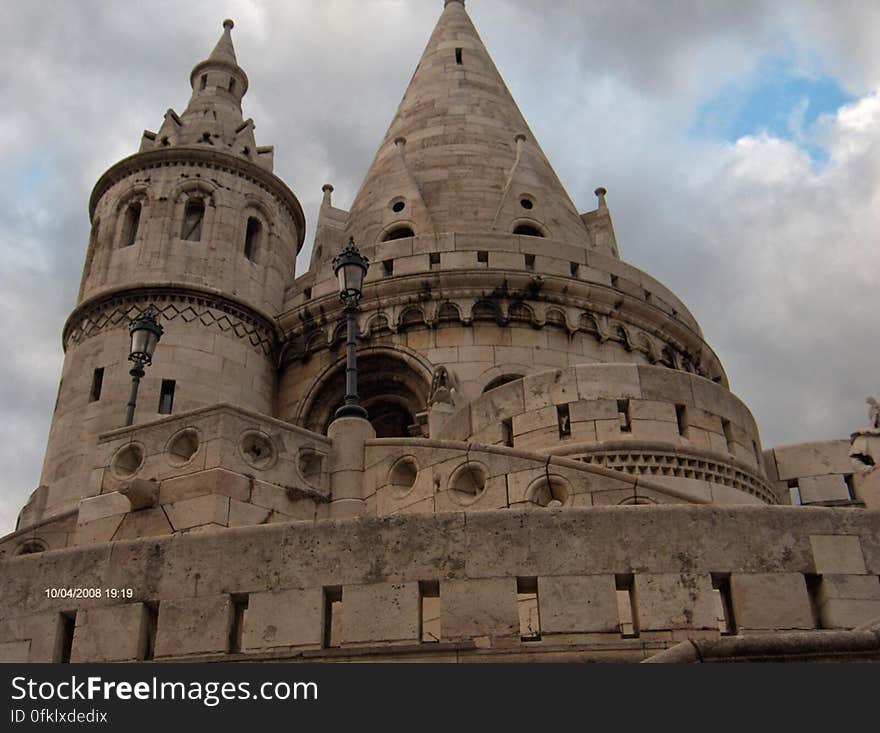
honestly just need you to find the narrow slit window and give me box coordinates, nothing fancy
[721,418,734,453]
[844,474,855,500]
[477,250,488,263]
[752,439,762,466]
[711,574,736,635]
[675,404,689,437]
[788,479,802,505]
[58,611,76,663]
[181,199,205,241]
[323,586,343,648]
[419,580,440,643]
[121,202,141,247]
[90,367,104,402]
[617,399,631,433]
[524,253,535,271]
[455,47,463,65]
[383,259,394,276]
[429,252,441,268]
[228,76,236,93]
[158,379,175,415]
[570,262,579,277]
[501,418,514,447]
[517,577,541,641]
[229,594,249,653]
[303,287,312,301]
[804,574,822,628]
[142,603,159,661]
[200,74,207,90]
[557,403,571,439]
[615,574,638,638]
[244,216,261,261]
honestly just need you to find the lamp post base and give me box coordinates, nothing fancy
[334,403,369,420]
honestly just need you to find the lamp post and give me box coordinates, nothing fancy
[124,305,164,426]
[332,237,370,420]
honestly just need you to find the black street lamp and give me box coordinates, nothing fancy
[332,237,370,420]
[125,305,164,426]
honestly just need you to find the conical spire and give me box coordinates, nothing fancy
[140,19,274,170]
[344,0,589,247]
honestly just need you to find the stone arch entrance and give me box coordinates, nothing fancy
[300,348,432,437]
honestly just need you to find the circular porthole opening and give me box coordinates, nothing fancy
[389,456,418,495]
[520,197,534,210]
[390,198,406,213]
[527,476,570,508]
[449,462,489,505]
[167,429,199,466]
[113,444,144,478]
[239,430,276,470]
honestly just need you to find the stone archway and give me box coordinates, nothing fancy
[300,348,432,437]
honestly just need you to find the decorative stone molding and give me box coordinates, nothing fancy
[64,288,276,356]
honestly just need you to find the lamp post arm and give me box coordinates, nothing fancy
[125,358,146,427]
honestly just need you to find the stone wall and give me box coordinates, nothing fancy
[2,506,878,663]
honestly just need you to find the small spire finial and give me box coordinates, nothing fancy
[322,184,334,206]
[595,186,608,209]
[223,18,234,30]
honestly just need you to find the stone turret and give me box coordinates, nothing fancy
[278,1,768,508]
[33,21,305,525]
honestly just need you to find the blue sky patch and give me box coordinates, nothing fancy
[691,57,854,164]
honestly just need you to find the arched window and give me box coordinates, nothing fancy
[513,224,544,237]
[120,202,141,247]
[383,226,414,242]
[181,199,205,241]
[244,217,261,261]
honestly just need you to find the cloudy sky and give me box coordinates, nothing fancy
[0,0,878,532]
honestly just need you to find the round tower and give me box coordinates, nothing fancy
[34,21,304,524]
[278,0,772,506]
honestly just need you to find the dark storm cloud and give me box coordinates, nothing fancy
[0,0,877,531]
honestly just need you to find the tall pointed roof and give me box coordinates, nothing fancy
[139,20,274,170]
[344,0,589,247]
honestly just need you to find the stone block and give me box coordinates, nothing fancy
[113,508,173,540]
[538,575,618,633]
[636,366,694,405]
[772,440,853,481]
[629,400,677,422]
[441,578,519,641]
[730,573,814,631]
[819,598,880,629]
[569,398,618,422]
[576,364,641,400]
[810,535,866,575]
[242,588,323,651]
[798,475,850,503]
[634,573,717,631]
[512,406,557,436]
[158,468,252,504]
[0,640,30,662]
[228,499,271,527]
[77,492,130,524]
[74,514,125,545]
[154,595,232,658]
[522,369,578,411]
[470,379,524,434]
[341,582,420,645]
[71,603,148,662]
[164,495,230,531]
[631,419,679,442]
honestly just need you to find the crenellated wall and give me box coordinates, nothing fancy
[2,507,879,662]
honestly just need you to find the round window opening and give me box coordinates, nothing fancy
[520,197,534,210]
[391,198,406,213]
[389,456,418,495]
[167,429,199,466]
[240,431,276,470]
[528,477,570,508]
[449,462,489,505]
[113,444,144,478]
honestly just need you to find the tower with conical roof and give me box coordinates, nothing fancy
[5,2,877,665]
[31,21,304,526]
[279,0,766,511]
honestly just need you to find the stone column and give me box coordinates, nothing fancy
[326,416,375,518]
